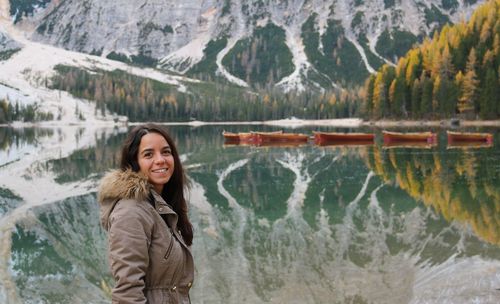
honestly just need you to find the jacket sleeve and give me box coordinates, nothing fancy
[108,202,152,304]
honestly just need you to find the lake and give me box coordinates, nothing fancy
[1,125,500,304]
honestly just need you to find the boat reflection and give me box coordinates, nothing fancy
[447,141,493,149]
[382,130,437,144]
[382,142,437,149]
[447,130,493,144]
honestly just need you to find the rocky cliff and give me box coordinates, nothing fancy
[10,0,484,90]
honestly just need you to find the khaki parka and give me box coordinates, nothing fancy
[98,169,194,304]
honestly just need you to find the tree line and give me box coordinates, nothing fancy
[0,99,54,123]
[363,0,500,120]
[50,65,362,122]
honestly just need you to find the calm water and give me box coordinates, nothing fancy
[1,125,500,304]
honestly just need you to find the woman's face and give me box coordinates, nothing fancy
[137,132,175,194]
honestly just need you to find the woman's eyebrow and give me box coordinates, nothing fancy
[140,148,153,154]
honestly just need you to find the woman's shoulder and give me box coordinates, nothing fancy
[98,169,150,204]
[98,169,155,230]
[108,198,156,231]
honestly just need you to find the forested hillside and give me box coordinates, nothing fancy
[364,0,500,120]
[50,66,360,122]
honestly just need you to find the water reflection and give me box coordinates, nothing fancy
[0,128,54,166]
[366,143,500,246]
[47,132,124,184]
[1,127,500,303]
[10,194,110,303]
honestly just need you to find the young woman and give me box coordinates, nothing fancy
[98,124,194,303]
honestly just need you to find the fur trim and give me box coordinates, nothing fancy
[98,169,151,204]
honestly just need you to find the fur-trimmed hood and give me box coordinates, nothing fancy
[98,169,151,229]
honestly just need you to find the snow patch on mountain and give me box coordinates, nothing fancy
[1,13,201,124]
[272,20,311,91]
[159,36,209,73]
[6,0,486,91]
[0,31,22,52]
[159,5,219,73]
[215,0,249,87]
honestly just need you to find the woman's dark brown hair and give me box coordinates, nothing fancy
[120,123,193,245]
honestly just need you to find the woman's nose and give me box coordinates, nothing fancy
[154,153,166,163]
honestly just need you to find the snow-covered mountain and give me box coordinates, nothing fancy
[0,30,21,53]
[8,0,484,91]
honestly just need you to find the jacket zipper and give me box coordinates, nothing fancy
[164,230,174,259]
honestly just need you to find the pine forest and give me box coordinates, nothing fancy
[364,0,500,120]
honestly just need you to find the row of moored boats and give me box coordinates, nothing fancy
[222,130,494,148]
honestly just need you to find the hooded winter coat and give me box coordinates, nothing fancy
[98,169,194,304]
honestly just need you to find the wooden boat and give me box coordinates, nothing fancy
[253,132,309,144]
[447,131,493,144]
[255,141,308,148]
[222,130,283,143]
[237,132,255,142]
[313,131,375,144]
[222,131,241,142]
[316,140,374,147]
[382,131,437,144]
[223,130,286,145]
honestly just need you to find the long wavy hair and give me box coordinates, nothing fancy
[120,123,193,245]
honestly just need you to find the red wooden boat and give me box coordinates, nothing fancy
[253,132,309,144]
[255,141,308,148]
[316,140,374,147]
[222,131,241,142]
[382,131,437,144]
[222,131,283,144]
[237,132,255,142]
[222,131,257,143]
[447,131,493,144]
[313,131,374,144]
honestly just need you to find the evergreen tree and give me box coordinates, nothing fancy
[405,50,423,85]
[421,75,433,118]
[458,48,479,115]
[364,75,375,116]
[479,68,499,118]
[434,75,458,117]
[389,76,406,117]
[411,78,422,118]
[372,72,387,118]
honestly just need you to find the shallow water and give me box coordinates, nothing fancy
[1,125,500,303]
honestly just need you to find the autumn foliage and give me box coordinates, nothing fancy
[364,0,500,120]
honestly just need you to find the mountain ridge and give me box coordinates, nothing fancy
[9,0,484,91]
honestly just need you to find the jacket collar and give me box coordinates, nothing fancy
[99,169,174,228]
[151,189,176,216]
[98,169,150,204]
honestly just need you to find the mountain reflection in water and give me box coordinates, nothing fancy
[1,126,500,303]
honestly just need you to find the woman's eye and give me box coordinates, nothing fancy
[162,150,171,156]
[144,152,152,158]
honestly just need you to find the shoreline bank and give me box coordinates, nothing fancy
[2,118,500,128]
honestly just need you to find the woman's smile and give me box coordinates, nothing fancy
[137,133,175,194]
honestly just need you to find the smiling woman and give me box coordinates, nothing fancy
[98,124,194,304]
[137,132,175,194]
